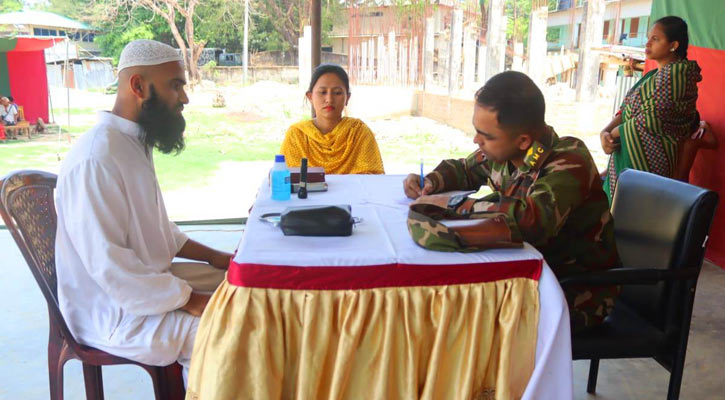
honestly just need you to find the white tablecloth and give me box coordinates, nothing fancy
[234,174,573,399]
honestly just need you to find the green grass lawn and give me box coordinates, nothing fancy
[154,133,279,190]
[0,135,281,192]
[0,108,285,191]
[0,140,73,171]
[378,130,471,165]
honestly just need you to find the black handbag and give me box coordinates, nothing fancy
[262,205,354,236]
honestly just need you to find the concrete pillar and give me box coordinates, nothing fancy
[361,41,367,83]
[477,44,487,84]
[485,0,506,81]
[512,41,524,71]
[602,63,619,92]
[438,30,449,88]
[449,9,463,94]
[400,40,407,85]
[463,26,476,90]
[499,11,508,73]
[350,45,356,83]
[369,39,375,84]
[411,37,419,85]
[388,31,396,85]
[527,6,548,87]
[298,36,305,88]
[434,8,442,32]
[298,26,312,89]
[424,17,435,89]
[576,0,605,102]
[377,35,385,84]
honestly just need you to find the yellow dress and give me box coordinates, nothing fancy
[280,117,385,174]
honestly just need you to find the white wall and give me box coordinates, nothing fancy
[548,0,652,27]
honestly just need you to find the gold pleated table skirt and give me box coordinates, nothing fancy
[186,276,539,400]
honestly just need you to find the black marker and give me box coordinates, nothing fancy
[298,158,308,199]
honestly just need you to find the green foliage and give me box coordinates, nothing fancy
[202,60,217,71]
[321,0,344,47]
[95,25,155,65]
[392,0,428,22]
[32,0,346,59]
[505,0,532,44]
[0,0,22,14]
[249,12,288,52]
[195,0,245,53]
[196,0,296,53]
[37,0,98,25]
[91,4,172,63]
[546,26,561,42]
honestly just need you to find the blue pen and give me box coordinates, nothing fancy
[419,160,424,190]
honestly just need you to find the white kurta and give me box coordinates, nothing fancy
[55,111,197,367]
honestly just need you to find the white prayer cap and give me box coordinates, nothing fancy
[117,39,184,72]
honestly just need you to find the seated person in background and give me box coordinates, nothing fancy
[2,96,18,125]
[0,97,7,123]
[0,97,6,140]
[55,40,232,378]
[1,97,17,139]
[403,71,619,331]
[280,63,384,174]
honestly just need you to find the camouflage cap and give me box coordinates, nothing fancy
[407,194,522,252]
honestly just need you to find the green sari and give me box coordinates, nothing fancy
[603,60,702,202]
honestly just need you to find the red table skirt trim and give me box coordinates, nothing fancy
[227,259,543,290]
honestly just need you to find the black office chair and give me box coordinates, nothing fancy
[561,169,718,400]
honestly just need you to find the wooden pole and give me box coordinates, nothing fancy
[311,0,321,70]
[310,0,321,117]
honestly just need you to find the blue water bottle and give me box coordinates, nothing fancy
[270,154,291,201]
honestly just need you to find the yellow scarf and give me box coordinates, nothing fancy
[280,117,385,174]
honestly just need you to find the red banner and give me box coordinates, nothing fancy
[686,46,725,266]
[11,37,57,52]
[6,50,49,124]
[645,46,725,266]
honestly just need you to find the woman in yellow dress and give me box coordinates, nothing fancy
[280,64,384,174]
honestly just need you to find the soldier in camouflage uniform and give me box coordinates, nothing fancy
[403,71,619,330]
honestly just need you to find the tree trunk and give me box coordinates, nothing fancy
[479,0,489,44]
[134,0,202,86]
[184,1,203,84]
[256,0,301,50]
[164,10,192,82]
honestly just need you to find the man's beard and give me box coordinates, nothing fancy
[137,85,186,154]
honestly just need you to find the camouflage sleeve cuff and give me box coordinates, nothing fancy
[426,171,445,193]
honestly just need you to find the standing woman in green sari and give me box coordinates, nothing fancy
[601,16,702,202]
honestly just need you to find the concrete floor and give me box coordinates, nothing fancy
[1,227,723,399]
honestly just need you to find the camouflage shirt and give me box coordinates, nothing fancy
[427,127,620,328]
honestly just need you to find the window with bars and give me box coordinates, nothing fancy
[630,18,640,38]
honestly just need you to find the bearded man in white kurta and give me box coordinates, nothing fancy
[54,40,232,375]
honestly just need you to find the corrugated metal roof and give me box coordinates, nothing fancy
[0,11,92,31]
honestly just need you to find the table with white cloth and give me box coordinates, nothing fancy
[186,175,572,400]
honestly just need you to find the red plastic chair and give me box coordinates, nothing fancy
[0,170,185,400]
